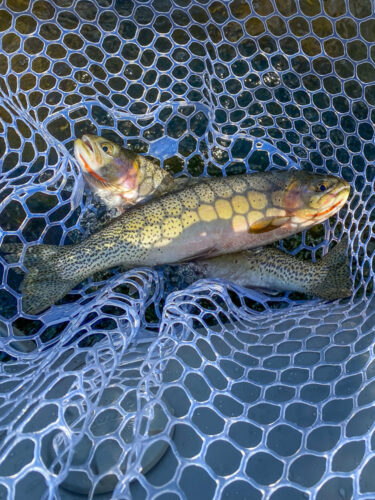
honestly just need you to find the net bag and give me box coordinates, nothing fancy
[0,0,374,499]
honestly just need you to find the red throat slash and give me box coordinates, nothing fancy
[313,199,343,218]
[79,153,109,185]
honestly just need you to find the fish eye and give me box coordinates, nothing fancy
[101,144,112,154]
[317,183,327,192]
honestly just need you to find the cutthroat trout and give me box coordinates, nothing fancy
[178,238,352,300]
[77,138,352,299]
[74,134,176,209]
[3,171,350,314]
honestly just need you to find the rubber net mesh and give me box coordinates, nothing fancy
[0,0,374,499]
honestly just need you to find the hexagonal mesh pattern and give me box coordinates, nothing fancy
[0,0,374,498]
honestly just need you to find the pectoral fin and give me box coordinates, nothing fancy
[248,217,286,234]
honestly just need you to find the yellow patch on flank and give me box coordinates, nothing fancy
[181,210,200,228]
[247,211,264,226]
[232,214,248,232]
[125,214,146,232]
[163,198,183,216]
[230,177,248,193]
[215,199,233,219]
[178,191,200,209]
[198,204,217,222]
[211,183,233,198]
[194,184,215,203]
[145,205,164,225]
[271,190,285,207]
[232,195,249,214]
[248,191,267,210]
[122,231,140,245]
[141,225,161,246]
[162,217,183,239]
[266,208,287,218]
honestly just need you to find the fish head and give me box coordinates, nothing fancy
[283,171,350,223]
[74,134,140,198]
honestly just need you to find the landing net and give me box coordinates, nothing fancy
[0,1,374,499]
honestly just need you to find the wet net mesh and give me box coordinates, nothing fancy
[0,0,374,498]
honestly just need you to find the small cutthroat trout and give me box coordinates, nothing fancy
[178,238,352,300]
[3,171,350,314]
[74,134,176,209]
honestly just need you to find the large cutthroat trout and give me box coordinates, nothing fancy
[3,171,350,314]
[76,137,352,300]
[177,238,352,300]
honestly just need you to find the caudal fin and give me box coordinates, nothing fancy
[309,236,352,300]
[2,244,78,315]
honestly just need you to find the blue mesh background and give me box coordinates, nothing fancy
[0,0,374,499]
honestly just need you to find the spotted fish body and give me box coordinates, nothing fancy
[4,170,350,314]
[181,239,352,300]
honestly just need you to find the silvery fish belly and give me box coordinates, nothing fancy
[3,170,350,314]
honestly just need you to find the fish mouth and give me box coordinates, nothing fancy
[74,136,97,172]
[82,135,94,154]
[313,183,350,219]
[289,182,350,226]
[74,136,109,186]
[74,137,91,166]
[74,135,97,165]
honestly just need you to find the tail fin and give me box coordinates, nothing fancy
[309,237,352,300]
[2,244,78,315]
